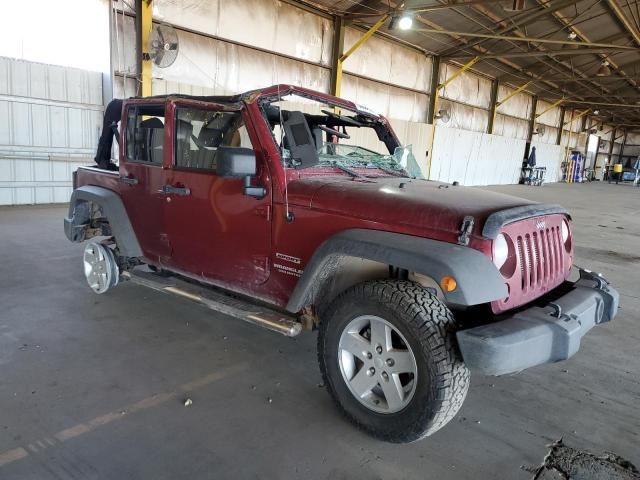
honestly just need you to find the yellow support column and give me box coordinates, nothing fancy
[333,14,389,97]
[141,0,153,97]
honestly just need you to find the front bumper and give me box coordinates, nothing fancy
[456,269,619,376]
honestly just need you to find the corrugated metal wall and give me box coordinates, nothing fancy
[0,57,103,205]
[112,0,434,175]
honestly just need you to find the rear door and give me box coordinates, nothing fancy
[161,100,272,288]
[119,102,172,262]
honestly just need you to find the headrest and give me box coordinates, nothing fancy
[140,117,163,129]
[198,126,223,147]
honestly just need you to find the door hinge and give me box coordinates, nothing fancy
[254,205,271,220]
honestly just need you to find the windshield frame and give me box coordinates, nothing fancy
[256,89,418,178]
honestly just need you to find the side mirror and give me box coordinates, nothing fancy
[215,146,266,199]
[216,146,256,177]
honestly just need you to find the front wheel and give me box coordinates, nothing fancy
[318,280,470,443]
[83,241,119,294]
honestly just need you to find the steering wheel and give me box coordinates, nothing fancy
[321,109,362,127]
[318,124,350,139]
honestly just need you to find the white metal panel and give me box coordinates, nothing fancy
[430,127,525,186]
[439,64,492,109]
[342,27,430,92]
[496,85,532,119]
[0,57,102,205]
[530,141,564,182]
[341,74,428,122]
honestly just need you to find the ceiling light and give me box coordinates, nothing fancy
[597,61,611,77]
[398,13,413,30]
[568,31,577,40]
[594,109,600,115]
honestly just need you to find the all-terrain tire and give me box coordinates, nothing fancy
[318,280,470,443]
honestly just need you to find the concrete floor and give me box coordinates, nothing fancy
[0,182,638,479]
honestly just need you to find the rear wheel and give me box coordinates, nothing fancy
[83,241,119,294]
[318,280,470,443]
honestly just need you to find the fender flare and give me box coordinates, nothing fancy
[285,229,507,312]
[64,185,143,258]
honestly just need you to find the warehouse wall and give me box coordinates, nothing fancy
[0,57,103,205]
[111,0,618,186]
[113,0,434,174]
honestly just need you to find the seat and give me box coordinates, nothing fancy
[175,119,194,168]
[194,125,222,170]
[139,117,164,163]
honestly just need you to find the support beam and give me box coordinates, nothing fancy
[607,127,617,165]
[556,106,566,145]
[329,16,345,97]
[490,81,532,134]
[427,56,441,124]
[438,0,582,57]
[487,79,499,134]
[426,56,481,178]
[565,100,640,108]
[620,129,628,161]
[527,96,538,142]
[448,48,631,60]
[415,28,638,50]
[334,14,389,97]
[605,0,640,47]
[135,0,142,96]
[136,0,153,97]
[563,108,591,127]
[535,98,563,118]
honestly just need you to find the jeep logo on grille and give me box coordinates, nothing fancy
[536,220,546,229]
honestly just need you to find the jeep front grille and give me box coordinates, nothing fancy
[492,214,571,314]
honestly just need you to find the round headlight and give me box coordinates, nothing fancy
[493,233,509,269]
[561,219,570,243]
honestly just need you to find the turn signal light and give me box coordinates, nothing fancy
[440,276,457,292]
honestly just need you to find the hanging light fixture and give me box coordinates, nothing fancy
[568,31,577,40]
[597,60,611,77]
[398,12,413,30]
[593,109,600,115]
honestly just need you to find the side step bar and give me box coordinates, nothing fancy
[122,269,302,337]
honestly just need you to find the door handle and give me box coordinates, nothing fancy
[158,185,191,196]
[119,175,138,185]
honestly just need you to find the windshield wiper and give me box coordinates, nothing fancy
[372,164,409,178]
[323,160,368,179]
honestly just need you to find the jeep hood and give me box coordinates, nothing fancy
[286,176,536,237]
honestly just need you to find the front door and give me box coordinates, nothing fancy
[119,102,172,262]
[161,101,272,290]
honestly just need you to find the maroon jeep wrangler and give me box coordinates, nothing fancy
[64,85,618,443]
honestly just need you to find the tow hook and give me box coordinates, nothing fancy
[578,267,609,290]
[457,216,475,246]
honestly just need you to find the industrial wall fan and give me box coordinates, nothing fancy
[149,24,179,68]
